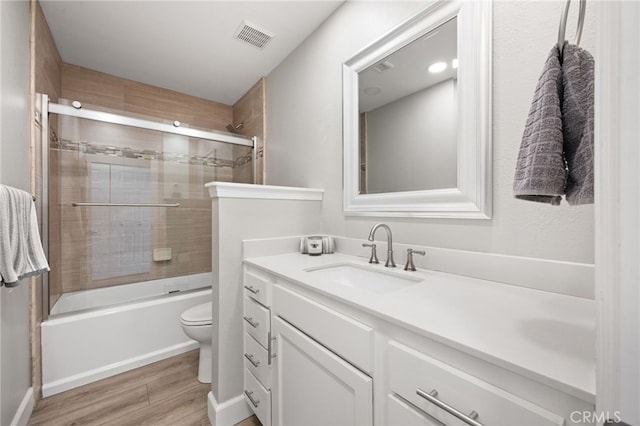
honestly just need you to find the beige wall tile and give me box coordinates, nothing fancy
[34,1,61,101]
[43,24,266,305]
[232,77,266,184]
[62,64,126,111]
[32,0,64,399]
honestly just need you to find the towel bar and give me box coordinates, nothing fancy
[557,0,586,59]
[72,202,180,208]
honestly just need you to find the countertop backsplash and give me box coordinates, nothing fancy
[243,235,594,299]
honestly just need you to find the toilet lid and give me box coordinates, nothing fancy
[181,302,212,326]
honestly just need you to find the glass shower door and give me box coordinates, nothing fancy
[47,107,253,315]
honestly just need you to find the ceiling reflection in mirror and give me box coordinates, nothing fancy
[358,17,457,195]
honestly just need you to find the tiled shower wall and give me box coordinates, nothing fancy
[45,33,265,299]
[232,77,266,184]
[31,0,266,396]
[49,117,252,294]
[32,0,62,399]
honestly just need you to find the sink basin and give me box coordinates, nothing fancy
[305,263,422,294]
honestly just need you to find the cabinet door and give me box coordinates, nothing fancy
[272,316,373,426]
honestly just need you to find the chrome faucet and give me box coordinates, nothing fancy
[367,223,395,267]
[362,243,379,264]
[404,248,426,271]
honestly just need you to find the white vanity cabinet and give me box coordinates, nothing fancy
[272,316,373,425]
[387,341,565,426]
[271,283,374,425]
[386,394,445,426]
[242,261,594,426]
[242,268,275,426]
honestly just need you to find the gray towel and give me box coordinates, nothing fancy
[562,43,594,205]
[0,185,49,286]
[513,45,566,205]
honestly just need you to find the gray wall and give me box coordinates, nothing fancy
[0,0,33,424]
[266,1,595,264]
[366,79,457,193]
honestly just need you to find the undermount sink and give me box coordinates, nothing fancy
[305,263,422,294]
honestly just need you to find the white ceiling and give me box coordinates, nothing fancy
[40,1,344,105]
[358,16,457,112]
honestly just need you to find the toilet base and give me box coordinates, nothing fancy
[198,343,212,384]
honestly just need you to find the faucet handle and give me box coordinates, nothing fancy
[362,243,379,264]
[404,248,426,271]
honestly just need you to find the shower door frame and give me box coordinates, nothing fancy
[38,93,257,319]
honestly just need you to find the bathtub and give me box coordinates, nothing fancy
[41,272,212,397]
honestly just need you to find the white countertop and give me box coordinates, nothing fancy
[244,252,596,403]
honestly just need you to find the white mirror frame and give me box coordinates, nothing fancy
[343,1,492,219]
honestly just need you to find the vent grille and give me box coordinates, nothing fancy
[234,20,274,49]
[372,60,395,73]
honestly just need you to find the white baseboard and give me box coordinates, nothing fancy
[10,387,33,426]
[207,392,252,426]
[42,341,198,397]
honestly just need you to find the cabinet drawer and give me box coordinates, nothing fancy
[388,341,565,426]
[243,297,270,348]
[273,284,374,373]
[244,369,271,426]
[244,332,271,389]
[387,394,444,426]
[244,270,272,307]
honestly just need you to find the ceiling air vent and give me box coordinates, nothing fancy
[233,20,274,49]
[372,60,395,73]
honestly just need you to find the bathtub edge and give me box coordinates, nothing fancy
[42,341,198,397]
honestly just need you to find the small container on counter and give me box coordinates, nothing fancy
[307,236,323,256]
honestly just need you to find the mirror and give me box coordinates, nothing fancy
[359,17,458,195]
[343,1,492,218]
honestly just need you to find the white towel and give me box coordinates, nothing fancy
[0,185,49,286]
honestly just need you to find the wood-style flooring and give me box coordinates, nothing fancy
[29,350,261,426]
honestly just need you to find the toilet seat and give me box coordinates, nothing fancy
[180,302,212,326]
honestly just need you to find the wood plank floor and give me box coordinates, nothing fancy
[29,350,261,426]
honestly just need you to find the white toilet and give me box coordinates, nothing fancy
[180,302,212,383]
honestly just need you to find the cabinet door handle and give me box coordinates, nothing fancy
[267,331,276,365]
[244,285,260,294]
[243,316,259,328]
[416,388,483,426]
[244,353,261,367]
[244,390,260,408]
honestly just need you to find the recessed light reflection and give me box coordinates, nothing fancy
[452,58,458,69]
[428,62,447,73]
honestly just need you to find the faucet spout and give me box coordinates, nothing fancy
[368,223,395,267]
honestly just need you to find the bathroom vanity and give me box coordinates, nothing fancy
[241,250,595,426]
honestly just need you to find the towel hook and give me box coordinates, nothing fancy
[557,0,586,59]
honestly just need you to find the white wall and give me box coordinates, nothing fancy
[617,8,640,419]
[617,3,640,414]
[266,1,595,264]
[0,0,34,424]
[366,79,457,193]
[595,1,640,423]
[207,185,323,425]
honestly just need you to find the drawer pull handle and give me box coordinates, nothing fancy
[244,353,261,367]
[244,390,260,408]
[267,331,276,365]
[244,285,260,295]
[243,316,259,328]
[416,388,483,426]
